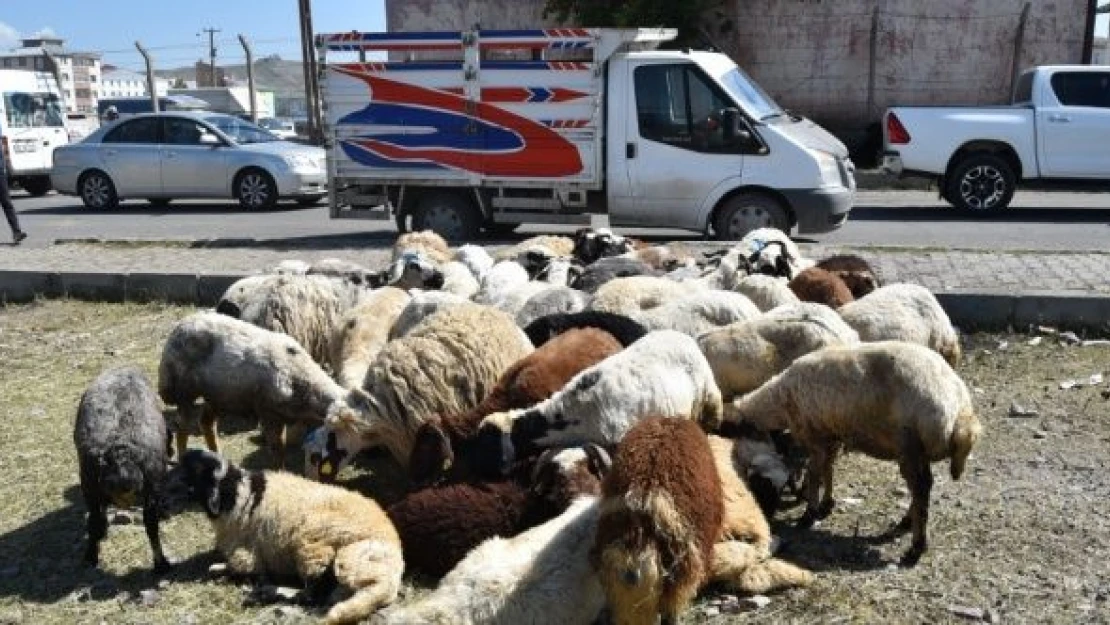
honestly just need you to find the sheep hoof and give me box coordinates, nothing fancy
[816,499,835,519]
[899,545,925,568]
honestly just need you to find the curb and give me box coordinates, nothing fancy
[3,270,1109,334]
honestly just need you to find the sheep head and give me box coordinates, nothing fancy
[572,227,635,265]
[161,449,232,519]
[386,252,445,291]
[307,389,382,482]
[407,417,455,487]
[529,444,612,519]
[591,540,664,625]
[472,410,528,480]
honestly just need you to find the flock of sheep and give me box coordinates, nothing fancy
[73,226,983,624]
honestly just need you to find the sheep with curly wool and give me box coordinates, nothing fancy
[163,450,402,625]
[522,310,647,348]
[815,253,880,298]
[372,495,605,625]
[472,260,531,307]
[733,274,800,312]
[408,327,624,486]
[789,266,855,309]
[329,287,412,389]
[158,311,373,468]
[838,283,961,366]
[475,329,723,478]
[514,286,590,329]
[588,275,705,316]
[306,304,534,481]
[393,230,452,265]
[570,256,662,294]
[697,302,860,399]
[75,366,172,574]
[722,340,983,566]
[631,290,761,337]
[388,290,469,340]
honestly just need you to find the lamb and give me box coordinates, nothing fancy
[163,450,403,625]
[631,290,761,337]
[592,417,722,625]
[733,274,801,312]
[393,229,451,265]
[522,310,648,348]
[514,286,590,329]
[388,290,469,340]
[158,311,372,467]
[408,327,625,486]
[74,366,172,574]
[838,283,961,366]
[472,260,531,307]
[306,304,534,480]
[572,227,637,264]
[388,444,610,580]
[789,266,855,309]
[697,302,860,399]
[329,287,412,389]
[452,244,495,281]
[815,253,880,298]
[588,275,704,316]
[723,341,983,565]
[372,496,606,625]
[475,329,723,478]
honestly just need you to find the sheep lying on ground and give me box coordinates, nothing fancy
[372,496,605,625]
[838,283,961,367]
[570,256,661,294]
[307,304,534,480]
[158,312,372,467]
[514,286,590,329]
[329,287,411,389]
[815,253,880,298]
[523,310,647,348]
[593,417,722,625]
[388,444,610,580]
[492,235,575,263]
[75,366,172,573]
[388,290,469,340]
[697,302,860,399]
[789,266,855,309]
[723,341,983,566]
[408,327,625,486]
[572,227,636,265]
[163,450,403,624]
[631,291,761,337]
[622,243,699,271]
[588,276,704,316]
[732,274,800,312]
[475,329,723,478]
[393,230,451,265]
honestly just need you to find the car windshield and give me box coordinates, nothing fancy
[3,91,66,128]
[717,67,785,122]
[204,115,279,144]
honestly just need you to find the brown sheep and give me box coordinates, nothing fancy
[592,417,722,625]
[788,266,854,309]
[409,327,624,485]
[815,254,880,298]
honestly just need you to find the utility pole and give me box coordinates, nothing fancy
[200,27,221,87]
[238,34,258,122]
[135,41,160,113]
[297,0,322,143]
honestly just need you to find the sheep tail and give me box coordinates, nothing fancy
[709,540,813,593]
[948,407,982,481]
[325,539,403,625]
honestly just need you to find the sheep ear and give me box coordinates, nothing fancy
[583,444,613,476]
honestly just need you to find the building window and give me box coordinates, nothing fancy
[89,75,97,82]
[2,59,10,68]
[61,72,69,80]
[34,57,44,70]
[18,57,27,67]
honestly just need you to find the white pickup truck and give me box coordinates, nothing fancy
[882,65,1110,212]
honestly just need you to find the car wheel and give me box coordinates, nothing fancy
[714,192,790,241]
[411,191,481,241]
[296,197,324,206]
[20,176,52,197]
[945,153,1016,213]
[79,171,119,209]
[147,198,172,207]
[234,169,278,210]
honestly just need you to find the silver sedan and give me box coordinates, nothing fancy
[51,111,327,209]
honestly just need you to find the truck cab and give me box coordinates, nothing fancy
[317,28,854,240]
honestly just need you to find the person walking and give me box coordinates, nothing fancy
[0,134,27,245]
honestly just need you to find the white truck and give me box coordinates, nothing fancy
[0,69,70,196]
[315,27,855,240]
[882,65,1110,212]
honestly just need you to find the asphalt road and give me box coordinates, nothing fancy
[4,188,1109,251]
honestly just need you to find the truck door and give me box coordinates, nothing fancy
[610,62,744,230]
[1037,70,1110,178]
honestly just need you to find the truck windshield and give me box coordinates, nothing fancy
[717,68,785,122]
[3,91,65,128]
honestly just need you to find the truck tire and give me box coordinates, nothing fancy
[20,176,51,197]
[945,153,1016,212]
[412,191,481,241]
[713,192,790,241]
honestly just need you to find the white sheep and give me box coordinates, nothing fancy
[697,302,860,399]
[732,274,800,312]
[837,283,961,367]
[393,230,452,264]
[372,496,604,625]
[738,227,810,279]
[587,275,705,316]
[723,340,983,566]
[453,244,495,281]
[476,329,723,477]
[388,290,469,340]
[515,286,591,329]
[472,260,531,307]
[631,290,761,337]
[329,287,412,389]
[493,235,575,262]
[439,261,481,298]
[271,259,311,275]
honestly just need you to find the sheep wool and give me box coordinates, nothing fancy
[838,283,961,367]
[492,235,575,262]
[588,275,705,316]
[514,286,590,329]
[631,290,761,337]
[329,287,412,389]
[472,261,531,307]
[388,290,469,340]
[393,230,452,265]
[570,256,662,294]
[732,273,801,312]
[452,244,495,281]
[788,266,855,309]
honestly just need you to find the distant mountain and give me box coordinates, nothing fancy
[155,56,305,97]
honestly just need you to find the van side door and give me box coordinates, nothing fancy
[1036,70,1110,178]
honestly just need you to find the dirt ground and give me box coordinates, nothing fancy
[0,300,1107,625]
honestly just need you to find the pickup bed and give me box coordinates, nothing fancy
[882,65,1110,211]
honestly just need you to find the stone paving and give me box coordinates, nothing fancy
[0,240,1108,295]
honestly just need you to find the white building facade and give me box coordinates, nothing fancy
[101,68,170,98]
[0,36,101,114]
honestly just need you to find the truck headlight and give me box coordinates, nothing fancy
[810,150,843,187]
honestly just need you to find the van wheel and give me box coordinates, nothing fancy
[945,153,1015,212]
[714,192,790,241]
[20,176,51,197]
[79,171,119,209]
[412,191,481,241]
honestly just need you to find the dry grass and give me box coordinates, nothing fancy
[0,300,1108,624]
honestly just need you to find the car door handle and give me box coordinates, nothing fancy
[626,142,637,159]
[1048,114,1071,123]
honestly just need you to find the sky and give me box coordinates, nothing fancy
[0,0,386,72]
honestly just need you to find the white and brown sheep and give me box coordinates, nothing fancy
[788,265,855,309]
[838,283,961,366]
[393,230,452,265]
[815,253,880,298]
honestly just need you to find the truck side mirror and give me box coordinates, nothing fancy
[721,108,751,144]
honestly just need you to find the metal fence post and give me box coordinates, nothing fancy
[1010,3,1032,102]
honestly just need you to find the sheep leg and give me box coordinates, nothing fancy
[201,404,220,454]
[142,495,171,574]
[295,542,338,603]
[796,447,833,528]
[82,490,107,567]
[225,546,259,576]
[261,421,288,470]
[897,429,933,567]
[816,449,838,519]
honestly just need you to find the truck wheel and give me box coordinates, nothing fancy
[945,154,1015,212]
[20,176,51,197]
[714,192,790,241]
[412,191,481,241]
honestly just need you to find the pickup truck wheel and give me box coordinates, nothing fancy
[412,192,481,241]
[946,154,1015,212]
[714,192,790,241]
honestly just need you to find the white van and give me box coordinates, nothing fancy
[0,69,70,195]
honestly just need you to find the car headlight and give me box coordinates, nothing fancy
[810,150,843,187]
[283,154,320,170]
